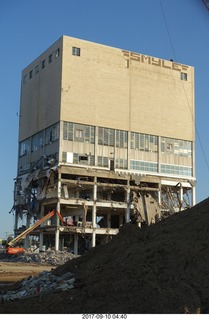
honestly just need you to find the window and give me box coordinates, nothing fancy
[161,164,192,177]
[181,72,187,81]
[72,47,80,56]
[31,131,44,152]
[49,54,52,63]
[75,129,83,139]
[63,122,95,143]
[55,48,60,58]
[45,123,59,144]
[97,156,109,167]
[131,132,158,152]
[116,130,128,148]
[42,60,45,69]
[29,70,33,79]
[98,127,114,146]
[35,65,39,74]
[161,137,191,157]
[130,160,158,173]
[19,138,30,156]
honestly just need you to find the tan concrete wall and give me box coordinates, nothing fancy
[19,37,63,142]
[61,36,194,142]
[60,36,130,131]
[19,35,194,144]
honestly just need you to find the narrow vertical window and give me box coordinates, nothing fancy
[55,48,60,58]
[49,54,52,63]
[35,65,39,74]
[42,59,45,69]
[180,72,187,81]
[29,70,33,79]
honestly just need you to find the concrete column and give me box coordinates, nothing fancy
[158,183,161,205]
[14,211,19,237]
[179,184,183,211]
[39,205,44,251]
[55,228,60,251]
[55,169,61,251]
[74,234,78,255]
[92,177,97,248]
[125,181,131,223]
[39,232,44,252]
[25,212,31,249]
[107,213,111,228]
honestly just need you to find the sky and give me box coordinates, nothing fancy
[0,0,209,238]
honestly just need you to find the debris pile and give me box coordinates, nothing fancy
[0,271,75,302]
[2,198,209,313]
[0,250,79,266]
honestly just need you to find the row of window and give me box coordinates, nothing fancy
[61,152,192,177]
[63,122,192,157]
[23,48,60,84]
[23,46,81,84]
[20,121,192,158]
[161,137,192,157]
[19,123,59,156]
[130,160,192,176]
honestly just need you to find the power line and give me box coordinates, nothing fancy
[159,0,209,174]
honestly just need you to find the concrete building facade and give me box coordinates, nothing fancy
[14,35,195,253]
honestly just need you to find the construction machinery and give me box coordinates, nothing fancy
[6,210,68,254]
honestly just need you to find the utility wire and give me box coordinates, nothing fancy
[159,0,209,173]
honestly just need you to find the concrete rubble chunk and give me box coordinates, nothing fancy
[0,250,79,266]
[0,271,76,301]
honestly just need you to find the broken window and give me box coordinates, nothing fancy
[45,123,59,144]
[131,132,158,152]
[161,137,191,157]
[32,131,44,152]
[19,138,30,156]
[98,127,114,146]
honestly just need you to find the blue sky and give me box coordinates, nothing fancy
[0,0,209,238]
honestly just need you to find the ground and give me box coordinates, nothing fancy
[0,262,52,285]
[2,198,209,314]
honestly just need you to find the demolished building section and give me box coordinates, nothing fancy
[13,36,196,254]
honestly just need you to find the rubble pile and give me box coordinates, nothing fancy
[0,250,79,266]
[0,271,75,301]
[2,198,209,313]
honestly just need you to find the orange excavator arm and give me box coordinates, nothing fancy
[7,210,55,253]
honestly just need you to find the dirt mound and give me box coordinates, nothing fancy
[2,198,209,314]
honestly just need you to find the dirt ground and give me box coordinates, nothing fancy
[2,198,209,314]
[0,262,52,285]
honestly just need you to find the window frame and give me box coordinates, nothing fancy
[72,47,81,56]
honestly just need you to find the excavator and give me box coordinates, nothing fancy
[6,210,68,254]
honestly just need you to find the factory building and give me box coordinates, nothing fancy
[14,35,195,253]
